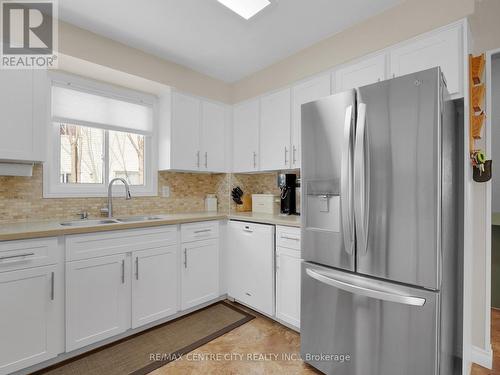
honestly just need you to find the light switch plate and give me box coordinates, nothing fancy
[162,186,170,198]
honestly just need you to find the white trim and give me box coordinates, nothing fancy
[471,345,493,369]
[484,48,500,357]
[49,71,157,106]
[462,18,473,375]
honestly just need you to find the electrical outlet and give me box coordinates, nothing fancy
[162,186,170,198]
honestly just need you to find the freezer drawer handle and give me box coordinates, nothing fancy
[305,268,426,307]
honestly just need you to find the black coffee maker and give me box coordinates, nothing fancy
[278,173,297,215]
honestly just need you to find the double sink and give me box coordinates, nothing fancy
[60,216,163,227]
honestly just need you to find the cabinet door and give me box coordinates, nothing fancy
[181,239,219,310]
[0,70,38,162]
[132,245,178,329]
[233,99,260,172]
[201,101,226,172]
[66,254,130,351]
[227,221,274,316]
[292,75,331,169]
[276,248,302,329]
[334,54,386,93]
[171,92,201,171]
[389,26,462,96]
[260,88,291,171]
[0,265,62,375]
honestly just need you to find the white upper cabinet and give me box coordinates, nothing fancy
[0,70,47,162]
[201,101,227,172]
[292,74,331,169]
[260,88,292,171]
[161,91,227,172]
[334,54,386,92]
[389,25,463,96]
[233,99,260,172]
[170,92,201,171]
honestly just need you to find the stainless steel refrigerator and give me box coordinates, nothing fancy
[300,67,462,375]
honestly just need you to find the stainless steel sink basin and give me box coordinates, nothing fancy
[115,216,163,223]
[60,219,119,227]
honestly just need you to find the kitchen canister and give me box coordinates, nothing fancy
[205,194,218,212]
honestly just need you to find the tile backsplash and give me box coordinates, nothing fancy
[0,165,229,224]
[0,166,296,224]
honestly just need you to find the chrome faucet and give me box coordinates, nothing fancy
[101,178,132,218]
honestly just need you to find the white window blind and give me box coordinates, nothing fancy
[52,84,153,134]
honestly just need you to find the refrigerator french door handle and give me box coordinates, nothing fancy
[354,102,369,255]
[341,105,354,255]
[305,268,426,307]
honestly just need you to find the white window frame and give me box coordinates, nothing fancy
[43,72,158,198]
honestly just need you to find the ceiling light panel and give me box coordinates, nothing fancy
[217,0,271,20]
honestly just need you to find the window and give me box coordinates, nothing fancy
[44,73,157,197]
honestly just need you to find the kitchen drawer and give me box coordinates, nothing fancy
[276,226,301,251]
[181,221,219,243]
[66,226,178,261]
[0,238,59,272]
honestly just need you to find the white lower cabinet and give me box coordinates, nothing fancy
[181,222,220,310]
[66,254,131,352]
[0,238,63,375]
[227,221,275,316]
[0,265,62,375]
[65,226,180,352]
[132,246,179,329]
[276,248,302,329]
[275,226,302,330]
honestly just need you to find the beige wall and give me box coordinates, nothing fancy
[230,0,475,102]
[58,22,232,103]
[469,0,500,54]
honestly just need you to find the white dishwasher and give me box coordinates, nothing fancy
[227,220,275,316]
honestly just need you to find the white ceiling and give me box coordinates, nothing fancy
[59,0,403,83]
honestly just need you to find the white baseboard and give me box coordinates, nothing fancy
[471,345,493,369]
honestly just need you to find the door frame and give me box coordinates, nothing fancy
[478,47,500,369]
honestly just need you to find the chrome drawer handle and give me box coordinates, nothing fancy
[51,272,55,301]
[194,229,211,234]
[281,236,300,241]
[0,252,35,261]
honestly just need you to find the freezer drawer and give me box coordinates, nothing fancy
[301,262,439,375]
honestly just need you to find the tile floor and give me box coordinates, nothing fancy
[152,301,320,374]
